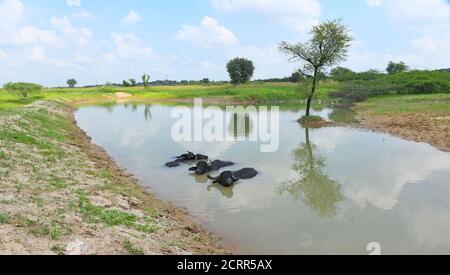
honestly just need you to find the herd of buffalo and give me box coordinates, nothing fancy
[165,152,258,187]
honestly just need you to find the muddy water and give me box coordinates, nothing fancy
[75,103,450,255]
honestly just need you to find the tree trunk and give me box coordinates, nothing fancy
[305,69,318,118]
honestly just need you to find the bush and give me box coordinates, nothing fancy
[330,80,393,103]
[330,69,383,82]
[330,70,450,103]
[385,70,450,94]
[3,82,43,98]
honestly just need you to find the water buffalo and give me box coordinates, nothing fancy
[188,160,234,175]
[175,152,208,162]
[207,168,258,187]
[165,152,209,168]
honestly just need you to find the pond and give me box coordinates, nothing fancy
[75,102,450,255]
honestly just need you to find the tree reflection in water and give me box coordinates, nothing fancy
[144,105,152,121]
[277,127,343,218]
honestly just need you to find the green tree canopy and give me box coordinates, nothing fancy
[330,67,354,81]
[67,79,77,88]
[279,19,352,117]
[142,74,150,87]
[290,71,303,83]
[387,61,409,74]
[226,57,255,85]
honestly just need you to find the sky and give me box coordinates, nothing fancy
[0,0,449,87]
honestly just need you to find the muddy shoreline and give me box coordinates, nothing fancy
[355,111,450,153]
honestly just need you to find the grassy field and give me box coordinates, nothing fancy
[0,81,340,109]
[357,94,450,114]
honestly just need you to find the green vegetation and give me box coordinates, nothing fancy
[357,94,450,114]
[279,19,352,117]
[67,79,77,88]
[3,82,43,98]
[123,239,144,255]
[0,82,340,109]
[0,213,10,224]
[142,74,150,87]
[330,69,450,103]
[387,61,409,74]
[226,57,255,85]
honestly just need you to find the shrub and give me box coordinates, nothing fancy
[330,69,384,82]
[330,80,393,103]
[3,82,43,98]
[331,70,450,103]
[385,70,450,94]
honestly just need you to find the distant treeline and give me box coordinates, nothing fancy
[47,66,450,89]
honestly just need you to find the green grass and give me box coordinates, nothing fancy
[0,213,10,224]
[77,195,158,234]
[358,94,450,114]
[123,239,144,255]
[78,195,137,226]
[0,81,340,109]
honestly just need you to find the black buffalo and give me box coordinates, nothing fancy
[165,152,209,168]
[207,168,258,187]
[188,160,234,175]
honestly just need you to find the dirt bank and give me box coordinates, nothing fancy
[0,101,228,255]
[357,111,450,152]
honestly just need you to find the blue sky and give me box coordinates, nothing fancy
[0,0,449,87]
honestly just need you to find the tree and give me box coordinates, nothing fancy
[226,58,255,85]
[330,67,354,81]
[201,78,210,85]
[279,19,352,117]
[129,79,137,86]
[142,74,150,87]
[122,80,131,87]
[387,61,409,74]
[290,71,303,83]
[67,79,77,88]
[3,82,43,98]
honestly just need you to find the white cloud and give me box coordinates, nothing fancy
[210,0,321,32]
[367,0,382,7]
[386,0,450,30]
[50,16,93,46]
[412,34,450,53]
[121,10,142,26]
[28,46,47,62]
[0,49,7,60]
[10,25,64,47]
[110,32,155,60]
[66,0,80,7]
[356,0,450,71]
[176,16,238,47]
[0,0,23,29]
